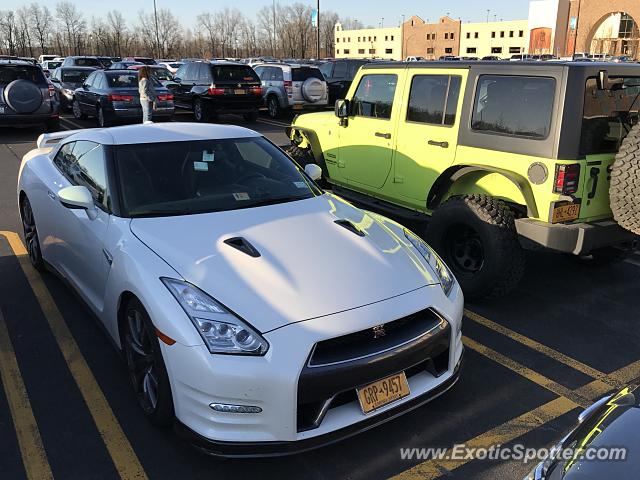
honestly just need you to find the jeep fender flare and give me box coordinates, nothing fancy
[427,165,539,218]
[285,126,327,170]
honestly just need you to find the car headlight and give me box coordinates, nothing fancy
[63,89,74,97]
[404,229,456,297]
[161,278,269,355]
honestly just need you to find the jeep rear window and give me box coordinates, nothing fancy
[211,65,259,83]
[291,68,324,82]
[407,75,462,126]
[581,77,640,155]
[0,66,47,86]
[471,75,555,140]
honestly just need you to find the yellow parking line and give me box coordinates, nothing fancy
[0,310,54,480]
[0,231,147,480]
[463,337,591,408]
[465,309,612,384]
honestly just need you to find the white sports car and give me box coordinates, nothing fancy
[17,123,464,455]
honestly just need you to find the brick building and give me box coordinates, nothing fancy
[401,16,461,60]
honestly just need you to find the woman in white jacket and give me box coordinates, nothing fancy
[138,66,156,124]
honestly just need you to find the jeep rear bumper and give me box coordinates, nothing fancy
[515,218,637,255]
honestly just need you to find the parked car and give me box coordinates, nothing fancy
[168,62,262,122]
[286,61,640,298]
[109,61,144,70]
[18,122,463,455]
[525,386,638,479]
[123,56,156,65]
[481,56,502,61]
[38,54,60,64]
[439,55,461,61]
[40,60,63,77]
[127,64,174,86]
[159,61,184,74]
[318,59,369,105]
[406,56,426,62]
[96,56,114,68]
[72,69,174,127]
[509,54,535,61]
[49,66,97,110]
[0,59,59,130]
[253,63,328,119]
[61,56,104,68]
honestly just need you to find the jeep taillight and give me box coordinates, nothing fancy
[554,164,580,195]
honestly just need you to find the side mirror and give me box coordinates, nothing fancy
[173,77,181,83]
[58,186,97,218]
[50,77,59,83]
[304,163,323,181]
[335,98,349,118]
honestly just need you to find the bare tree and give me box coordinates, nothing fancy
[29,3,52,55]
[107,10,127,57]
[0,11,18,55]
[197,12,219,58]
[56,1,86,55]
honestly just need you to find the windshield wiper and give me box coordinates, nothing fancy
[129,209,195,218]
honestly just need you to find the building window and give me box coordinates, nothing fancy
[337,38,340,43]
[369,49,376,54]
[500,31,505,38]
[358,37,360,42]
[509,31,514,38]
[358,49,365,54]
[491,47,502,54]
[374,36,377,41]
[467,47,477,54]
[509,47,522,53]
[348,37,351,42]
[433,34,436,40]
[427,48,435,54]
[391,36,394,41]
[491,32,496,38]
[445,47,453,54]
[344,49,350,54]
[337,49,340,54]
[385,35,388,41]
[451,32,455,40]
[426,33,430,40]
[474,32,479,39]
[519,30,524,37]
[466,32,471,39]
[368,36,372,41]
[386,48,393,54]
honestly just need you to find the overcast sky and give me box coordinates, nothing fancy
[3,0,531,28]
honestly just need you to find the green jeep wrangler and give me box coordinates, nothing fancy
[286,61,640,298]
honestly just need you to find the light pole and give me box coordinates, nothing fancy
[272,0,276,57]
[486,9,490,23]
[153,0,161,58]
[316,0,320,59]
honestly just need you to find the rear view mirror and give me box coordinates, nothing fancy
[305,163,323,181]
[335,99,349,118]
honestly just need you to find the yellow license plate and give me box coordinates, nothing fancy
[357,372,410,414]
[234,89,245,95]
[552,203,581,223]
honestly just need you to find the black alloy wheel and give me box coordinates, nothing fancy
[20,196,44,270]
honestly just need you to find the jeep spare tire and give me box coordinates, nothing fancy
[425,195,525,299]
[3,79,43,114]
[301,78,324,103]
[610,124,640,234]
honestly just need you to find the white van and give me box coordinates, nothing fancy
[38,54,59,64]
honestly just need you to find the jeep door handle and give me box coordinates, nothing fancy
[588,167,600,199]
[428,140,449,148]
[375,132,391,139]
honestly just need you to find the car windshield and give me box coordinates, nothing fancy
[75,57,102,67]
[152,68,172,81]
[581,76,640,155]
[115,137,321,217]
[62,69,90,83]
[46,61,62,69]
[106,73,139,88]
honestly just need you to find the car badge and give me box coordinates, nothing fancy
[372,324,386,339]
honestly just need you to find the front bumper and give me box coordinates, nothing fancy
[161,284,464,456]
[515,218,638,255]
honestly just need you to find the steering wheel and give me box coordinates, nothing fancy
[235,172,266,185]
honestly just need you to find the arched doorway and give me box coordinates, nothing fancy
[588,12,639,57]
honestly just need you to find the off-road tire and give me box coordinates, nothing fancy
[425,194,525,299]
[610,124,640,234]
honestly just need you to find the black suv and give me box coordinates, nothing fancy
[0,59,59,130]
[318,59,370,104]
[169,62,262,122]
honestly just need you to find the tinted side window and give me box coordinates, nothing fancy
[348,61,366,78]
[333,62,348,78]
[174,64,188,80]
[182,64,196,82]
[198,64,212,83]
[56,141,109,208]
[319,62,333,78]
[254,66,265,79]
[291,68,324,81]
[472,75,555,139]
[84,71,97,87]
[407,75,462,126]
[272,67,284,81]
[351,74,397,120]
[53,142,76,176]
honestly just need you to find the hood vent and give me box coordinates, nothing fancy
[334,219,365,237]
[224,237,261,258]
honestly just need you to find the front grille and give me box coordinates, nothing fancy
[296,309,451,432]
[309,308,444,367]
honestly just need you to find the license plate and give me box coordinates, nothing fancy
[234,89,245,95]
[357,372,410,414]
[293,104,304,110]
[552,203,581,223]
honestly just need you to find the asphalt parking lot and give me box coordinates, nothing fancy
[1,110,639,480]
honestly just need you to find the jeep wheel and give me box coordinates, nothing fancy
[610,123,640,234]
[425,195,525,299]
[267,95,280,119]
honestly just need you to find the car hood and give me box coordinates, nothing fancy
[130,194,439,332]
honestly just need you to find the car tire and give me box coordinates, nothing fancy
[610,123,640,234]
[425,194,525,299]
[123,297,174,427]
[193,98,209,122]
[45,118,60,132]
[267,96,280,119]
[243,110,259,123]
[97,106,112,128]
[20,195,45,271]
[72,99,87,120]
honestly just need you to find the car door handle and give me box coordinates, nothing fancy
[375,132,391,139]
[428,140,449,148]
[47,190,56,201]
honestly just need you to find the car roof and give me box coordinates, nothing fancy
[362,60,640,72]
[59,66,97,70]
[0,59,37,66]
[60,122,261,146]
